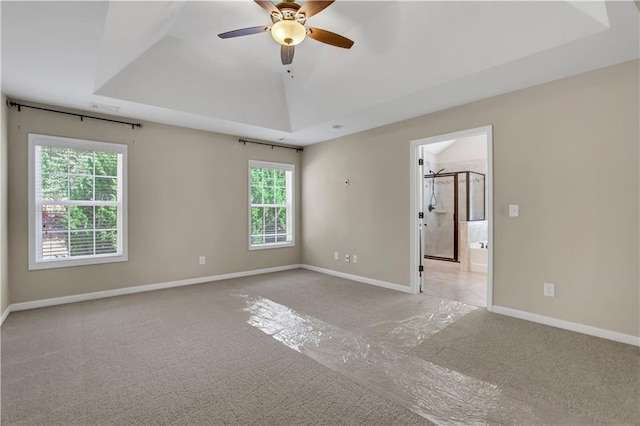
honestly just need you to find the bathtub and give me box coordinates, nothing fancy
[469,241,488,273]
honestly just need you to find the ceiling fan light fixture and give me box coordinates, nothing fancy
[219,1,352,65]
[271,20,306,46]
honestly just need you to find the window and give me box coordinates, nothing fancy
[249,160,294,249]
[28,134,127,270]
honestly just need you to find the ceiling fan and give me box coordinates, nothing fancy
[218,0,354,66]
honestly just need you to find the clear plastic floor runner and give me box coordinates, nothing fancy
[239,294,588,425]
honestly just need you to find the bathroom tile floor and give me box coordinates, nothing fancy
[422,259,487,307]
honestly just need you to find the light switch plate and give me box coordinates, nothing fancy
[509,204,519,217]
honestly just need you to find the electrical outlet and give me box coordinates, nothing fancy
[352,255,358,263]
[199,256,206,265]
[344,254,350,263]
[544,282,555,297]
[334,251,339,261]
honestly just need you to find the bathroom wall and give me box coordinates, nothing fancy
[440,159,487,175]
[466,221,488,244]
[437,134,487,175]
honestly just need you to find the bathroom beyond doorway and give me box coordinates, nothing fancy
[411,126,492,307]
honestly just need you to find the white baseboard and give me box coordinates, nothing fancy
[301,264,413,294]
[0,264,407,324]
[4,264,303,317]
[1,305,10,326]
[5,267,634,348]
[492,305,639,347]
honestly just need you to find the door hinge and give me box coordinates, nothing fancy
[418,265,424,272]
[418,212,424,219]
[418,158,424,166]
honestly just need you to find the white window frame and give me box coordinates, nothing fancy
[28,133,128,270]
[248,160,295,250]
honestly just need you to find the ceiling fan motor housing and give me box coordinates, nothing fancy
[271,2,307,25]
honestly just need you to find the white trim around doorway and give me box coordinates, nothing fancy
[409,125,494,311]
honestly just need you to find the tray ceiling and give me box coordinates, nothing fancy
[2,1,638,145]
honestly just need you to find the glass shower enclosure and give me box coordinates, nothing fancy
[424,171,485,261]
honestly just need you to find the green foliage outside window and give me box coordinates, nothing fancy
[250,166,290,245]
[40,147,119,257]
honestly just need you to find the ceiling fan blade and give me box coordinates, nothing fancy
[281,45,295,65]
[254,0,279,15]
[218,26,269,39]
[299,1,335,18]
[307,27,354,49]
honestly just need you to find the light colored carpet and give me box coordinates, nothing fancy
[2,272,432,425]
[2,268,638,424]
[409,308,640,424]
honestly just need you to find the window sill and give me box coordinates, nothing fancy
[28,254,128,270]
[249,242,295,251]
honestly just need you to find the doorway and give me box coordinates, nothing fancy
[410,126,493,310]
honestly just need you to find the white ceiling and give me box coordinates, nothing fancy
[2,1,639,146]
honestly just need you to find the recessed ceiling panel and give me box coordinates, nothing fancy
[96,36,291,131]
[284,1,611,131]
[170,1,284,72]
[95,1,186,90]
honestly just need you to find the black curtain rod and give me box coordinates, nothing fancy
[239,138,303,152]
[7,100,142,130]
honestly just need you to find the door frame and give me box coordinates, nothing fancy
[409,125,494,311]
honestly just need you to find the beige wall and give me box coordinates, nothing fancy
[8,104,302,303]
[1,94,9,315]
[5,61,639,338]
[302,60,639,337]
